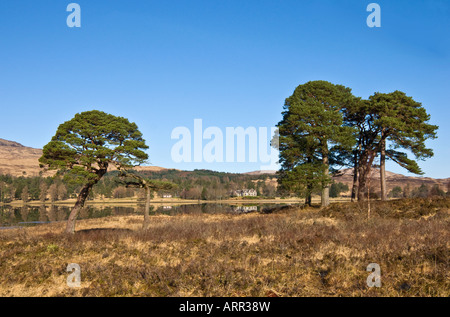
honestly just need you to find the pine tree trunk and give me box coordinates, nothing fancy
[380,134,387,201]
[367,175,371,218]
[351,140,362,202]
[357,150,376,201]
[351,148,359,202]
[305,190,312,206]
[305,155,313,207]
[143,186,151,230]
[65,169,106,234]
[357,165,367,201]
[321,144,330,207]
[65,182,94,234]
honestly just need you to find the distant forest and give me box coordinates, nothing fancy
[0,169,447,203]
[0,169,277,202]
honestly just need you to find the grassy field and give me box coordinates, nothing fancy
[0,197,448,297]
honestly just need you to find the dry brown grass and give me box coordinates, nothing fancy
[0,198,448,297]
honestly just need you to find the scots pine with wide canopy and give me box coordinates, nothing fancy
[39,110,149,233]
[277,81,356,206]
[369,91,438,200]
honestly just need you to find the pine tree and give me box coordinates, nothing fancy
[369,91,438,200]
[343,99,382,201]
[277,81,356,206]
[389,186,403,198]
[39,110,148,234]
[201,186,208,200]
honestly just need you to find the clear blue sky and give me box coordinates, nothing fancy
[0,0,449,177]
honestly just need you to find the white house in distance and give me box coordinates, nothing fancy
[232,189,257,197]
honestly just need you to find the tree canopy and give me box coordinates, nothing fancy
[39,110,148,180]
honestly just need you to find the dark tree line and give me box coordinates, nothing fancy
[0,174,69,203]
[0,169,277,203]
[391,184,447,199]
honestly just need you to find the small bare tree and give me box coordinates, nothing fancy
[117,170,176,230]
[39,182,48,202]
[21,186,29,204]
[57,184,67,201]
[49,184,58,202]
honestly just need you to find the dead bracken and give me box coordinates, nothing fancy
[0,197,448,297]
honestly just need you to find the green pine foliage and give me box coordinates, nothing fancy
[276,81,356,205]
[370,91,438,174]
[329,182,349,198]
[277,82,438,203]
[39,110,149,182]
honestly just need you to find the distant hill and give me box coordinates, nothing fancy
[0,138,169,177]
[0,138,46,177]
[244,170,277,175]
[243,168,449,195]
[332,168,449,196]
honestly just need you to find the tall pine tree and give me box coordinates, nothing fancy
[277,81,356,206]
[369,91,438,200]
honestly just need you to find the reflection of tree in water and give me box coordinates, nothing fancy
[9,207,16,224]
[20,206,28,222]
[0,206,13,226]
[136,206,147,215]
[1,203,290,228]
[57,206,67,221]
[25,207,41,223]
[39,205,48,222]
[155,204,236,216]
[10,208,19,224]
[80,206,89,219]
[47,205,57,222]
[78,206,136,220]
[142,205,154,230]
[113,207,121,216]
[87,206,112,218]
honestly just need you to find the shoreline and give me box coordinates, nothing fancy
[0,197,355,207]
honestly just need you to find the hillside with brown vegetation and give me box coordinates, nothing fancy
[332,168,449,197]
[247,168,449,196]
[0,138,168,177]
[0,139,45,177]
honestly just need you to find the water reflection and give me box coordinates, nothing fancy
[0,203,292,229]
